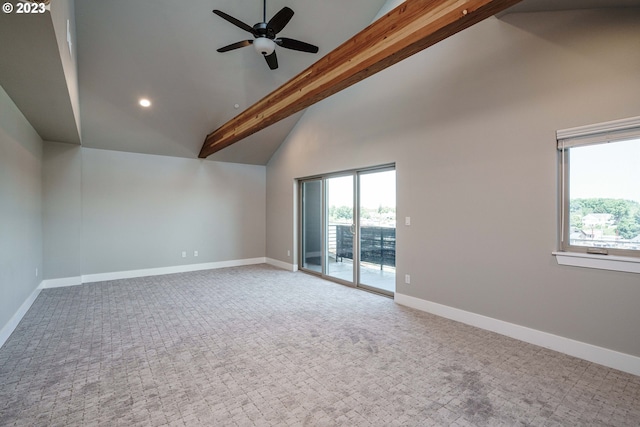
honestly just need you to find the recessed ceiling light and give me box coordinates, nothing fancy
[139,98,151,108]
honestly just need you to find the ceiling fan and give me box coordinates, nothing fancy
[213,1,319,70]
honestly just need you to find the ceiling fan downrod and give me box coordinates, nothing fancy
[263,0,267,23]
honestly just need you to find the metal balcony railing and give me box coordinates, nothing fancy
[329,224,396,269]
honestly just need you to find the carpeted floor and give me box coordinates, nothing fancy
[0,264,639,426]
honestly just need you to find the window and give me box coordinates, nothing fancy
[558,116,640,259]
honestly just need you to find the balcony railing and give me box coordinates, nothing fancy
[570,238,640,251]
[329,224,395,268]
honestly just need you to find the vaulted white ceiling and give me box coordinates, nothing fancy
[2,0,639,165]
[75,0,388,164]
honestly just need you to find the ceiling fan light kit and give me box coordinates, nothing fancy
[253,37,275,56]
[213,1,319,70]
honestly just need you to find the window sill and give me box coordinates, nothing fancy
[553,251,640,274]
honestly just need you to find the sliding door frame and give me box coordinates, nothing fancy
[297,163,395,295]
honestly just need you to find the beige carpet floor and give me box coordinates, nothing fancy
[1,264,639,426]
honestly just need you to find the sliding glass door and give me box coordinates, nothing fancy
[358,169,396,294]
[301,180,322,273]
[326,175,355,283]
[299,166,396,296]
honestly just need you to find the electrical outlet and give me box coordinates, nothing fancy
[405,216,411,226]
[194,251,198,257]
[405,274,411,284]
[181,251,187,258]
[35,268,38,278]
[287,250,291,257]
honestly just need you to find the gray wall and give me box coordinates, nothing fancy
[266,9,640,356]
[43,142,82,279]
[0,86,43,329]
[43,145,266,278]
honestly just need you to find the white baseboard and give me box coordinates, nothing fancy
[266,258,298,272]
[0,284,42,349]
[40,257,267,288]
[394,293,640,377]
[82,257,267,283]
[41,276,83,288]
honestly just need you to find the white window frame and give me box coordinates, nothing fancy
[554,116,640,274]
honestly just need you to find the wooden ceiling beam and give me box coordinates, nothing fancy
[199,0,522,159]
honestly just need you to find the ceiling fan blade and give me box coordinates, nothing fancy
[213,10,255,35]
[267,7,294,34]
[276,38,319,54]
[217,40,253,53]
[264,51,278,70]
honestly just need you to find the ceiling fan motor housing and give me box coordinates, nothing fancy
[253,22,276,39]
